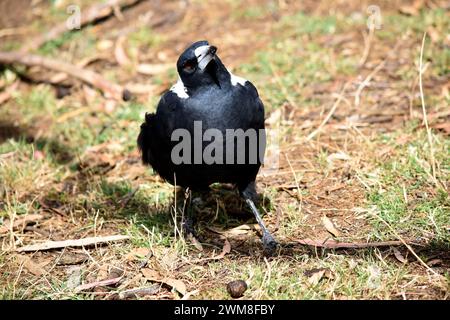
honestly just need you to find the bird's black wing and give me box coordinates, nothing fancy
[137,91,183,183]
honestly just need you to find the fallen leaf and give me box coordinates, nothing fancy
[181,289,200,300]
[57,252,89,265]
[17,255,46,276]
[125,247,151,262]
[367,265,381,289]
[66,266,83,289]
[393,248,407,264]
[141,268,161,281]
[141,268,186,296]
[160,250,178,270]
[322,216,341,237]
[432,122,450,135]
[427,259,442,267]
[208,224,256,237]
[304,268,332,286]
[215,238,231,259]
[162,277,187,296]
[188,233,204,251]
[119,285,160,299]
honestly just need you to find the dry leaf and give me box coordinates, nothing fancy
[322,216,341,237]
[17,255,46,276]
[208,224,256,237]
[432,122,450,135]
[141,268,186,296]
[141,268,161,281]
[162,277,187,296]
[67,267,83,289]
[393,248,407,264]
[427,259,442,267]
[125,247,151,262]
[304,268,332,286]
[216,238,231,259]
[188,234,204,251]
[57,252,89,265]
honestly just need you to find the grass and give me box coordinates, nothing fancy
[0,2,449,299]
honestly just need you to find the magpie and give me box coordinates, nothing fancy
[137,40,277,253]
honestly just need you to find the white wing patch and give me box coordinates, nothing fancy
[229,71,247,86]
[170,77,189,99]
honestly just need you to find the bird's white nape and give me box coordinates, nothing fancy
[170,77,189,99]
[229,71,247,86]
[194,45,214,70]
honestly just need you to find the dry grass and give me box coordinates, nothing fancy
[0,0,449,300]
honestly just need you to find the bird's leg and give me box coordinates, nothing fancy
[244,198,278,255]
[241,182,278,254]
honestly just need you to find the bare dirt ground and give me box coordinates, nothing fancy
[0,0,449,299]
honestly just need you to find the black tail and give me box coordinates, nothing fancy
[137,113,157,165]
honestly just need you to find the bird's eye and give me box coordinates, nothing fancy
[183,60,196,73]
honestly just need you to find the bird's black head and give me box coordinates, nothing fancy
[176,40,225,90]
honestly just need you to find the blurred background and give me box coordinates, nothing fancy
[0,0,449,300]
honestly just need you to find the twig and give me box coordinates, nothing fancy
[21,0,143,52]
[75,276,123,293]
[118,285,160,299]
[0,51,128,100]
[306,82,350,141]
[292,238,418,249]
[418,33,438,187]
[370,208,440,277]
[15,235,129,252]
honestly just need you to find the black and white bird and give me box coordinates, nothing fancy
[138,40,277,253]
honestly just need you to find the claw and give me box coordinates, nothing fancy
[262,232,278,256]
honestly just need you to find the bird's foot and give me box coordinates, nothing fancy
[262,232,278,257]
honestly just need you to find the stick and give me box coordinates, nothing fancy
[293,238,418,249]
[16,235,129,252]
[118,285,160,299]
[75,276,123,293]
[22,0,143,52]
[0,51,128,100]
[370,208,440,277]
